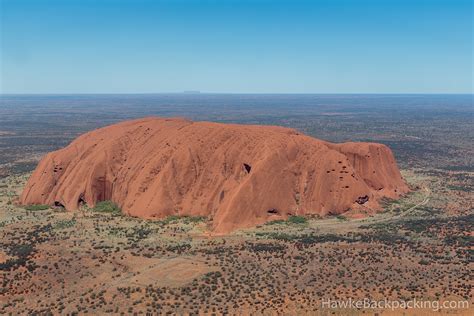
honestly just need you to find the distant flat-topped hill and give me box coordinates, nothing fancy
[20,117,409,233]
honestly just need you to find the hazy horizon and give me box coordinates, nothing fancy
[1,92,473,96]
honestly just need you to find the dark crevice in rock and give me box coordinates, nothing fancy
[243,163,251,173]
[267,208,279,215]
[356,195,369,205]
[54,201,65,208]
[78,194,86,206]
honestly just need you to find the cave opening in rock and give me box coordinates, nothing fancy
[243,163,251,173]
[78,195,86,206]
[356,195,369,205]
[267,208,278,214]
[54,201,65,208]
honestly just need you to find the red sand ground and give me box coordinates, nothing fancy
[20,117,408,233]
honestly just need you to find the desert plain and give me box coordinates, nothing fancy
[0,94,472,315]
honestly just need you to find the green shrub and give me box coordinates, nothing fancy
[182,216,207,224]
[92,201,121,213]
[287,215,307,224]
[249,243,286,252]
[159,215,207,225]
[265,219,286,225]
[11,243,34,257]
[24,204,50,211]
[447,185,470,192]
[54,219,76,229]
[336,215,347,221]
[256,232,298,241]
[161,215,180,224]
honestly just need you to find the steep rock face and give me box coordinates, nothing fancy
[20,117,409,233]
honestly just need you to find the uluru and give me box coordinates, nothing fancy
[20,117,409,233]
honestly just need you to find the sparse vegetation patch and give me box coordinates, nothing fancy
[92,201,121,214]
[54,218,76,229]
[24,204,50,211]
[287,215,307,224]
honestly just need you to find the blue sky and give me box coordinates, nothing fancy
[1,0,472,93]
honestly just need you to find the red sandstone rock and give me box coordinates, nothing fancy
[20,117,409,233]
